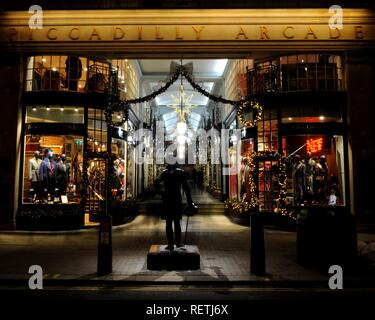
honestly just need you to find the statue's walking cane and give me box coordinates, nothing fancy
[184,215,190,245]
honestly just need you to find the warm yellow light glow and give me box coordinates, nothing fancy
[177,121,187,135]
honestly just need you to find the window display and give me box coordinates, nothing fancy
[239,138,254,202]
[23,135,83,204]
[283,135,345,207]
[112,138,126,200]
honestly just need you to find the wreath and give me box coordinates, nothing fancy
[237,100,263,128]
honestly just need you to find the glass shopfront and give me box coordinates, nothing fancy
[231,53,347,213]
[283,134,345,207]
[22,134,83,204]
[239,137,254,202]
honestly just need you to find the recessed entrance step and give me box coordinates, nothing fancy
[147,244,200,270]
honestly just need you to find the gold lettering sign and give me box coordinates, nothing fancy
[8,27,17,41]
[69,28,80,40]
[355,26,364,39]
[283,26,295,39]
[192,26,204,40]
[329,27,341,39]
[89,28,101,40]
[2,24,374,43]
[113,27,125,40]
[236,26,249,40]
[155,26,164,40]
[47,28,57,40]
[175,26,183,40]
[305,26,318,39]
[260,26,270,40]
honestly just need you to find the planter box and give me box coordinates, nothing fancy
[17,204,84,230]
[226,208,251,226]
[110,202,139,226]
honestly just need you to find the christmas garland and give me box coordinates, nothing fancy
[237,100,263,128]
[109,64,262,123]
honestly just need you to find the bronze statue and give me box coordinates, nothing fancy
[154,164,195,251]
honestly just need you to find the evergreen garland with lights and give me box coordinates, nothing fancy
[237,100,263,128]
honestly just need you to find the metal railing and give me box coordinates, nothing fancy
[26,64,118,95]
[247,64,344,95]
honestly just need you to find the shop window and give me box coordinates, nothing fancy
[257,109,278,152]
[280,54,343,92]
[228,146,238,199]
[25,56,112,93]
[112,138,127,201]
[282,135,345,207]
[26,105,84,123]
[258,159,280,212]
[239,138,255,202]
[25,56,87,92]
[126,121,136,199]
[23,135,83,204]
[87,108,108,152]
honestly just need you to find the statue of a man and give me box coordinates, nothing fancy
[154,164,194,251]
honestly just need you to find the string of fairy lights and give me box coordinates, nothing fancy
[225,151,295,220]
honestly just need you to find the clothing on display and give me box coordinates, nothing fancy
[39,149,56,202]
[292,155,306,205]
[28,151,42,202]
[55,154,70,197]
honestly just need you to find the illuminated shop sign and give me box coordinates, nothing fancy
[307,137,323,154]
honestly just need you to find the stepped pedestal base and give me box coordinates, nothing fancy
[147,244,200,270]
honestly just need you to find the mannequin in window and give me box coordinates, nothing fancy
[292,154,305,205]
[314,155,328,203]
[39,149,56,202]
[55,154,70,197]
[65,56,82,91]
[28,151,42,202]
[304,156,316,202]
[72,150,83,194]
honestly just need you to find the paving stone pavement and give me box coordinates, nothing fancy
[0,214,374,282]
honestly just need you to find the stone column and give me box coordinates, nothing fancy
[0,54,23,227]
[345,52,375,221]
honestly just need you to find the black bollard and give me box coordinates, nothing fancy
[97,214,112,276]
[250,212,266,276]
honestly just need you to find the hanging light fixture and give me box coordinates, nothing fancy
[176,64,187,136]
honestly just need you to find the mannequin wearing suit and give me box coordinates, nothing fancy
[39,149,56,201]
[55,154,70,197]
[28,151,42,202]
[292,155,306,205]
